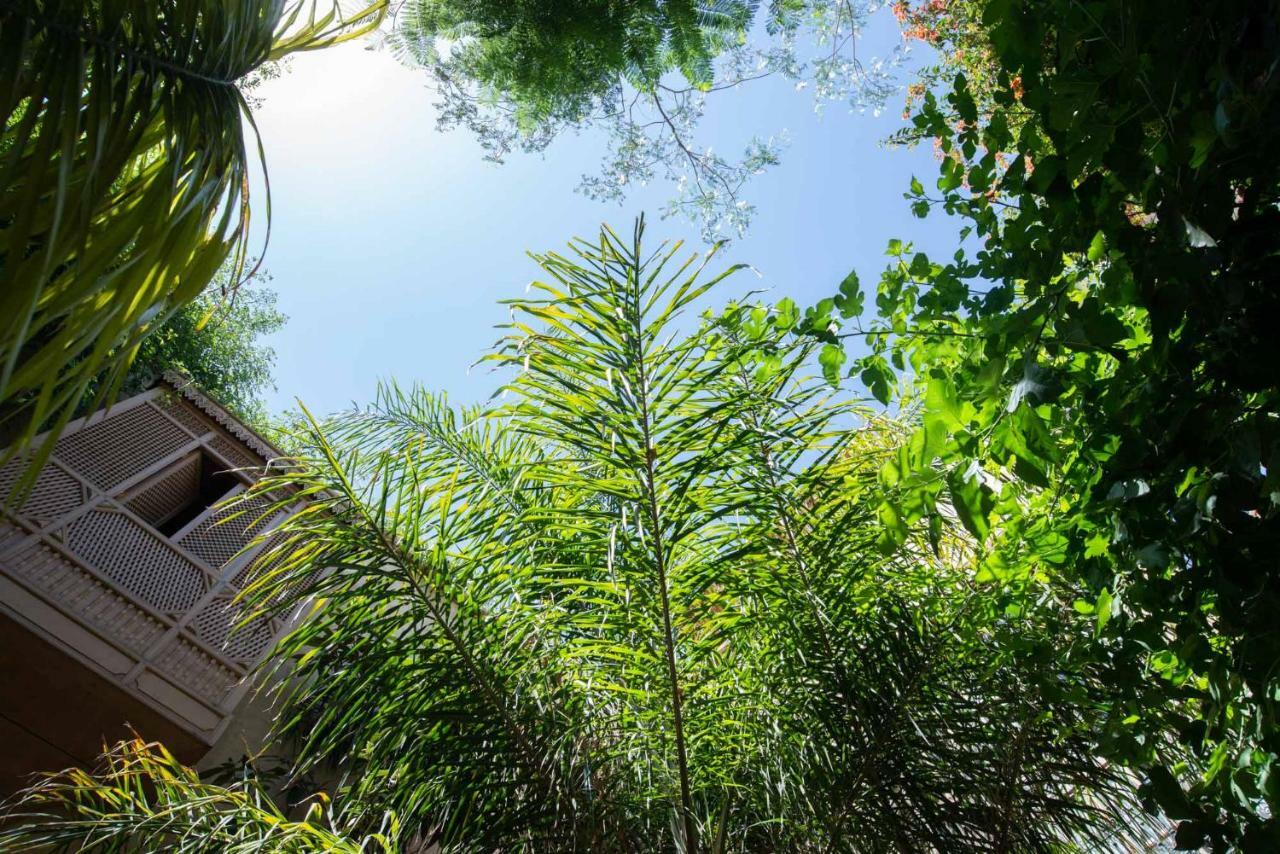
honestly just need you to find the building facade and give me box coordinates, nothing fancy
[0,374,302,794]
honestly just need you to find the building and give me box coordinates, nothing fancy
[0,373,302,795]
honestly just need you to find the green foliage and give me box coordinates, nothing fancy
[106,264,287,429]
[0,738,394,852]
[807,0,1280,846]
[0,260,285,447]
[397,0,753,123]
[0,0,383,484]
[391,1,905,239]
[888,0,1024,139]
[5,222,1157,852]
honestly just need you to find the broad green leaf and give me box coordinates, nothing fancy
[1094,587,1113,635]
[1086,230,1107,262]
[773,297,798,331]
[924,376,964,433]
[834,270,863,318]
[947,466,994,542]
[819,343,846,386]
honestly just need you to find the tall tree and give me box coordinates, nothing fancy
[0,0,383,483]
[105,263,286,429]
[2,222,1154,852]
[798,0,1280,846]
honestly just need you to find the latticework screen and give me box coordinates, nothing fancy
[54,403,193,491]
[177,492,275,569]
[66,508,208,614]
[0,387,300,746]
[0,457,89,527]
[125,454,202,528]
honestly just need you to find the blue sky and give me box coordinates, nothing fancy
[248,9,961,416]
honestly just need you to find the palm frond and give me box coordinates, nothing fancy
[489,218,765,850]
[1,219,1162,853]
[699,313,1155,850]
[0,0,385,491]
[0,738,388,852]
[240,395,623,849]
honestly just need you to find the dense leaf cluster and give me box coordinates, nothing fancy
[396,0,753,124]
[110,265,286,429]
[0,0,383,486]
[810,0,1280,847]
[0,264,285,447]
[4,223,1156,852]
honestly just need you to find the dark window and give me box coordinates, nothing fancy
[124,451,242,537]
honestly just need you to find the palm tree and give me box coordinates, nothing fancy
[0,0,384,480]
[1,221,1154,852]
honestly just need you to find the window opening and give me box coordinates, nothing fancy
[125,451,242,538]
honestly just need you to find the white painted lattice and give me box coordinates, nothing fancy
[55,403,191,491]
[0,520,26,555]
[176,493,274,570]
[66,508,208,614]
[1,379,311,744]
[124,454,202,528]
[150,637,242,706]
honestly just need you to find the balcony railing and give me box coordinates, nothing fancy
[0,380,300,746]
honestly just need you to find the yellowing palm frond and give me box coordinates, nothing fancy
[0,738,391,852]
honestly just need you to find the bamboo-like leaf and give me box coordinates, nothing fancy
[0,0,386,496]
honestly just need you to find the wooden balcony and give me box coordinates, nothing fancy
[0,375,302,790]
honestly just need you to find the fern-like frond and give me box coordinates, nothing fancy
[0,738,387,852]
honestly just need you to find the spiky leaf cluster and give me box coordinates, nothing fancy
[0,0,384,490]
[5,221,1156,852]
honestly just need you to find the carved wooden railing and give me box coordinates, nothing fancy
[0,384,300,745]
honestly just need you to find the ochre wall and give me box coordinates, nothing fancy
[0,613,204,797]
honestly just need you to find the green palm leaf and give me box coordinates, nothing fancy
[0,738,391,852]
[0,0,384,488]
[3,220,1161,853]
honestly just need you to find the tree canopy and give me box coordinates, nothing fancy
[0,259,285,450]
[3,1,1279,850]
[396,0,751,119]
[106,264,286,430]
[785,0,1280,847]
[391,0,905,238]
